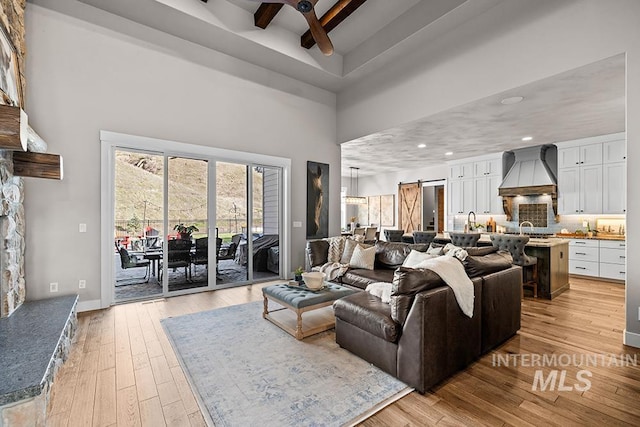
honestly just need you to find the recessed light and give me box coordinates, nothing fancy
[445,152,453,156]
[418,143,426,148]
[500,96,524,105]
[522,136,533,141]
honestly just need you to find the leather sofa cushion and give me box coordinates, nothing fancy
[374,241,429,269]
[391,267,444,325]
[463,252,513,278]
[306,240,329,267]
[333,291,400,343]
[341,268,395,289]
[465,246,498,256]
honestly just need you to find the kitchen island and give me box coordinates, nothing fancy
[435,233,570,299]
[524,238,569,299]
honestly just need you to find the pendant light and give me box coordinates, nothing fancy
[344,167,367,205]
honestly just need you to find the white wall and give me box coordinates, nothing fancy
[337,0,640,345]
[24,4,339,304]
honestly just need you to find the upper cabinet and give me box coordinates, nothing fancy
[603,139,626,163]
[556,132,625,215]
[450,162,473,179]
[449,154,502,215]
[557,143,602,168]
[473,158,500,177]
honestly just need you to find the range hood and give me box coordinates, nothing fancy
[498,145,558,221]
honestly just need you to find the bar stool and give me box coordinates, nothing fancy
[449,232,481,247]
[489,234,538,298]
[412,231,437,245]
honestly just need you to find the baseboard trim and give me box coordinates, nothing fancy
[623,329,640,348]
[77,299,102,313]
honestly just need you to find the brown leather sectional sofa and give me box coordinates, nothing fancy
[305,239,522,393]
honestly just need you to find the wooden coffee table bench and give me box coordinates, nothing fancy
[262,282,356,340]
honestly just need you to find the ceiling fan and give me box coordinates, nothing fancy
[248,0,334,56]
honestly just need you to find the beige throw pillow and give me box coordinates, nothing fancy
[350,244,376,270]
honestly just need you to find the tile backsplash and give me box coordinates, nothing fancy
[449,194,625,235]
[518,203,548,227]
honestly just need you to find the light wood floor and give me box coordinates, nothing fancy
[47,277,640,426]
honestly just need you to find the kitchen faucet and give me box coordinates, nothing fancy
[519,221,534,235]
[467,211,476,231]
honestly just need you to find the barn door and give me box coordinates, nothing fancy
[398,182,421,234]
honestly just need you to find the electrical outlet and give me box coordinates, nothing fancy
[50,282,58,293]
[293,221,302,228]
[582,220,588,228]
[79,279,86,289]
[79,223,87,233]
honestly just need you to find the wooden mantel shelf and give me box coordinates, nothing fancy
[0,104,27,151]
[13,152,63,180]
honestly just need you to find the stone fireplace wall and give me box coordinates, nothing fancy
[0,0,26,318]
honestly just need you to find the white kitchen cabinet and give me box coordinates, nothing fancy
[557,167,580,214]
[488,175,502,214]
[580,164,603,213]
[556,133,625,216]
[568,239,598,277]
[449,179,475,215]
[557,143,601,167]
[449,163,473,179]
[567,239,626,281]
[558,146,580,169]
[603,162,626,214]
[475,175,502,214]
[599,240,626,280]
[473,158,500,177]
[557,164,602,214]
[603,139,626,163]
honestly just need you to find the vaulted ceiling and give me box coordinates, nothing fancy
[76,0,503,92]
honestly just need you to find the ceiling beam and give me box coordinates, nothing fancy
[301,0,368,49]
[254,3,284,29]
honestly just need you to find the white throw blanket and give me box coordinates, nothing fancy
[365,282,393,303]
[314,262,350,282]
[414,256,474,318]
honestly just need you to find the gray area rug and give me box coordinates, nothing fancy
[161,301,411,426]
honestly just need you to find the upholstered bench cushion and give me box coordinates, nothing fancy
[333,292,400,343]
[263,283,355,309]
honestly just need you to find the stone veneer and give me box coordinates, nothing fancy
[0,0,26,318]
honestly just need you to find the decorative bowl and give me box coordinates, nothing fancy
[302,272,326,290]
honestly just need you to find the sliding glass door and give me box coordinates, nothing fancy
[108,138,285,304]
[113,149,164,302]
[166,156,210,295]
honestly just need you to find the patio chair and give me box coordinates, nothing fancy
[218,234,242,261]
[118,247,150,283]
[160,239,192,281]
[192,237,208,274]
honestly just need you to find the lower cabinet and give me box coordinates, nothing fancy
[568,239,625,280]
[598,240,626,280]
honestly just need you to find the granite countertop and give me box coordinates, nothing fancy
[440,232,625,243]
[525,238,569,248]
